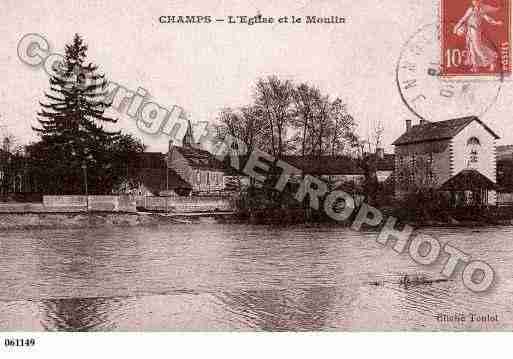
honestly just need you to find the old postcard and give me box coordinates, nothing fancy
[2,0,513,349]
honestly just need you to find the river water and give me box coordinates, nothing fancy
[0,221,512,331]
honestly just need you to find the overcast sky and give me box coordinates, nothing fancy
[2,0,513,153]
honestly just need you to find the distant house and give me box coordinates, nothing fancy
[167,145,228,194]
[165,119,233,195]
[141,119,395,197]
[125,152,191,196]
[0,148,28,198]
[496,144,513,162]
[495,145,513,205]
[284,151,394,189]
[392,116,499,205]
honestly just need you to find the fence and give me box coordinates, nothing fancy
[42,195,137,212]
[0,195,235,214]
[132,195,234,213]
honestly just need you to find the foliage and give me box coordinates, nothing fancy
[30,34,144,194]
[216,76,358,160]
[216,75,369,213]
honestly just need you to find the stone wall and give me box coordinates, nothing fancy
[134,195,234,213]
[42,195,137,212]
[0,195,230,214]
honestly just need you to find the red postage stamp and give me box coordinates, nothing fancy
[441,0,511,77]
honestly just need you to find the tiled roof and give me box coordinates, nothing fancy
[128,153,192,194]
[130,152,167,169]
[136,146,394,178]
[128,168,192,195]
[283,154,394,175]
[222,153,395,176]
[392,117,499,146]
[439,169,498,191]
[377,154,395,171]
[284,155,363,175]
[175,146,227,171]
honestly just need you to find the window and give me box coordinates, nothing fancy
[410,154,416,183]
[398,156,405,184]
[467,137,481,146]
[467,137,481,166]
[470,150,478,163]
[427,152,434,181]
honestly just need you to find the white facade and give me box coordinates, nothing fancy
[451,120,497,204]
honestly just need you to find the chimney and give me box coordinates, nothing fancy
[2,137,10,153]
[166,139,174,168]
[405,119,412,132]
[376,147,384,159]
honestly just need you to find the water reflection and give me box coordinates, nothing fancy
[215,287,337,331]
[40,297,122,331]
[0,224,511,331]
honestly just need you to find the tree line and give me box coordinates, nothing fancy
[215,76,387,205]
[216,75,359,160]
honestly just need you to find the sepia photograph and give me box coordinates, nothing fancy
[1,0,513,357]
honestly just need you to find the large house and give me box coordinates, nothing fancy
[392,116,499,205]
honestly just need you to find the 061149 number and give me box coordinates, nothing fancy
[4,338,36,347]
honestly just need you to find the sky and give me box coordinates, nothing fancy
[1,0,513,153]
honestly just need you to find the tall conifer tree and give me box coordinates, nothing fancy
[31,34,122,194]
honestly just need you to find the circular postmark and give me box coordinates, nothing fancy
[396,23,502,122]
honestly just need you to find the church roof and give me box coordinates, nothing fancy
[174,146,227,171]
[392,116,499,146]
[130,152,167,169]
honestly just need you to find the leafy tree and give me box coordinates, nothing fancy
[216,76,361,211]
[216,106,267,156]
[254,76,295,160]
[0,134,26,198]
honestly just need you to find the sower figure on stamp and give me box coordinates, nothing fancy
[453,0,504,72]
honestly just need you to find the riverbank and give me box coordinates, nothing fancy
[0,212,185,230]
[1,206,512,230]
[229,205,513,228]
